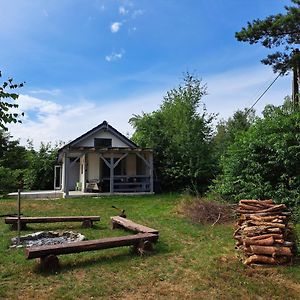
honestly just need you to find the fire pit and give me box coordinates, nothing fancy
[11,231,85,248]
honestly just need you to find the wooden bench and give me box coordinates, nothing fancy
[5,216,100,230]
[111,216,159,234]
[26,233,159,270]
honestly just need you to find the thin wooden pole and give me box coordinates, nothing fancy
[17,189,21,245]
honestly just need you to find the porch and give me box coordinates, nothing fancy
[8,190,153,200]
[57,147,154,198]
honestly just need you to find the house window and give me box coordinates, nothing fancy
[94,138,112,148]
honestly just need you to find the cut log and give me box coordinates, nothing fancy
[250,245,293,257]
[249,215,286,222]
[39,254,60,271]
[238,204,261,211]
[248,234,283,241]
[240,199,274,205]
[244,255,289,265]
[248,221,286,229]
[244,236,274,246]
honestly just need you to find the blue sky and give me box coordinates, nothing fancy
[1,0,292,146]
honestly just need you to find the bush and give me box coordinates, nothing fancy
[0,167,22,195]
[212,102,300,207]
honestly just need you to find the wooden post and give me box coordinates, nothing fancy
[63,153,70,198]
[17,189,21,245]
[149,152,154,193]
[82,153,86,192]
[110,155,114,194]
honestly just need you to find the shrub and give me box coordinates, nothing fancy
[212,103,300,207]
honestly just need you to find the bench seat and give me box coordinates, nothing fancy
[111,216,159,234]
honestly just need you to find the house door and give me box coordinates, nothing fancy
[54,165,62,190]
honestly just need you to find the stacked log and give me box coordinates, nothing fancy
[233,199,294,266]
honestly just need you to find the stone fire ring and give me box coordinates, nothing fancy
[11,231,85,248]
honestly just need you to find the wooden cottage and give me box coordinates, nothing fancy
[55,121,153,197]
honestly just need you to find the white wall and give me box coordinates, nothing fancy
[88,153,99,181]
[75,131,129,148]
[127,154,136,176]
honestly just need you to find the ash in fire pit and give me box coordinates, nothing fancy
[11,231,85,248]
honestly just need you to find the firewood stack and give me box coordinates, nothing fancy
[233,199,294,266]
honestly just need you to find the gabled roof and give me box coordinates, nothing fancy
[59,121,138,152]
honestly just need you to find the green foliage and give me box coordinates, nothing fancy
[23,142,59,191]
[213,108,256,159]
[0,130,59,194]
[0,167,22,195]
[130,73,216,193]
[0,130,27,194]
[235,0,300,74]
[212,100,300,207]
[0,71,24,131]
[0,130,28,170]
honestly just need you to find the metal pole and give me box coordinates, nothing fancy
[17,189,21,245]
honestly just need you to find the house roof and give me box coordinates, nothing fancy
[58,120,138,152]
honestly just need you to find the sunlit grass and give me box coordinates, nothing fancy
[0,194,300,299]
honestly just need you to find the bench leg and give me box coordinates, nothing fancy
[11,223,27,231]
[39,255,60,271]
[82,220,93,228]
[111,221,123,230]
[133,240,154,256]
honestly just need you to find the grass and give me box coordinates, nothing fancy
[0,193,300,299]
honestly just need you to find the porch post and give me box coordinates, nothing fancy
[149,152,154,193]
[82,153,86,192]
[63,152,70,198]
[110,154,114,193]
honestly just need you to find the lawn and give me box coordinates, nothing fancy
[1,194,300,299]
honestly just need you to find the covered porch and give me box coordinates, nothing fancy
[57,147,154,197]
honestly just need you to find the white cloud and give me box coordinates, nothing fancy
[132,9,144,18]
[8,92,163,148]
[110,22,122,33]
[105,50,125,62]
[119,6,128,15]
[30,88,61,96]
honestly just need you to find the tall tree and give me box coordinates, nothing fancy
[235,0,300,106]
[130,74,216,193]
[0,70,24,131]
[213,108,256,159]
[212,98,300,207]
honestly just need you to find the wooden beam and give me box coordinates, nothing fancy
[5,216,100,224]
[26,233,159,259]
[99,154,112,168]
[136,152,150,168]
[69,155,81,169]
[113,153,128,168]
[63,153,70,198]
[82,153,86,192]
